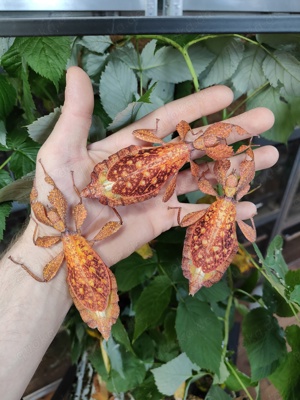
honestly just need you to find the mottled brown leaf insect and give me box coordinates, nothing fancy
[9,160,122,339]
[170,147,256,294]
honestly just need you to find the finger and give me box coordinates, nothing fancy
[188,107,275,161]
[167,199,257,228]
[89,85,234,152]
[43,66,93,153]
[175,145,279,196]
[225,107,275,140]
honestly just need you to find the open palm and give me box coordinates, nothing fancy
[35,66,278,268]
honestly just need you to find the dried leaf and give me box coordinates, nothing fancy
[0,171,34,203]
[135,243,153,259]
[232,247,255,273]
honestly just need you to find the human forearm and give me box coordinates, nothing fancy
[0,220,71,400]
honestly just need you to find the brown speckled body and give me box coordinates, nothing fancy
[177,147,256,295]
[62,233,111,312]
[81,142,191,206]
[182,198,239,294]
[10,160,122,340]
[193,122,249,160]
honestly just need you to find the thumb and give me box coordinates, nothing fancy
[45,66,94,151]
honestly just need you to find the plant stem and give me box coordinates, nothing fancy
[135,39,144,97]
[235,288,265,307]
[181,47,200,92]
[135,34,200,92]
[225,361,254,400]
[222,290,233,360]
[0,155,12,170]
[157,262,183,300]
[240,245,300,320]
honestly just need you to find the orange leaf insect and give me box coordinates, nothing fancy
[192,121,250,160]
[9,160,122,340]
[170,147,256,295]
[81,120,199,217]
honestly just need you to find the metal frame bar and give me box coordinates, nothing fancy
[0,13,300,36]
[0,0,157,14]
[181,0,300,13]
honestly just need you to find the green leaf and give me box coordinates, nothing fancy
[133,275,172,340]
[133,333,155,365]
[174,80,194,100]
[1,45,22,77]
[27,107,61,144]
[107,81,161,130]
[285,269,300,290]
[141,40,214,84]
[15,37,71,89]
[289,285,300,305]
[153,331,180,363]
[269,326,300,400]
[205,385,232,400]
[0,170,13,189]
[231,44,267,93]
[202,37,244,87]
[247,86,295,143]
[0,121,7,147]
[157,227,186,244]
[154,242,184,286]
[82,52,108,77]
[286,324,300,350]
[225,362,253,391]
[114,252,158,292]
[150,80,174,103]
[0,37,15,58]
[257,33,300,50]
[139,82,157,104]
[176,297,223,373]
[270,350,300,400]
[112,318,134,354]
[263,50,300,97]
[108,99,161,131]
[195,280,230,303]
[77,35,112,53]
[263,280,294,317]
[0,75,16,118]
[131,375,162,400]
[285,270,300,305]
[151,353,199,396]
[214,359,230,384]
[0,171,34,203]
[94,334,146,393]
[0,202,12,240]
[163,311,177,342]
[99,59,137,120]
[111,42,140,70]
[7,132,40,179]
[89,348,109,381]
[104,337,125,378]
[21,68,36,124]
[107,349,146,393]
[242,308,287,381]
[262,235,288,283]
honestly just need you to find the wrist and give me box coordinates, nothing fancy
[0,218,72,398]
[4,216,70,295]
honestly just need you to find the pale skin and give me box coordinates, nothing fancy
[0,66,278,399]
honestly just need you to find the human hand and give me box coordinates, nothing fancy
[33,66,278,268]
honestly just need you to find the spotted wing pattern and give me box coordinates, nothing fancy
[63,234,111,312]
[69,269,119,340]
[182,198,238,294]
